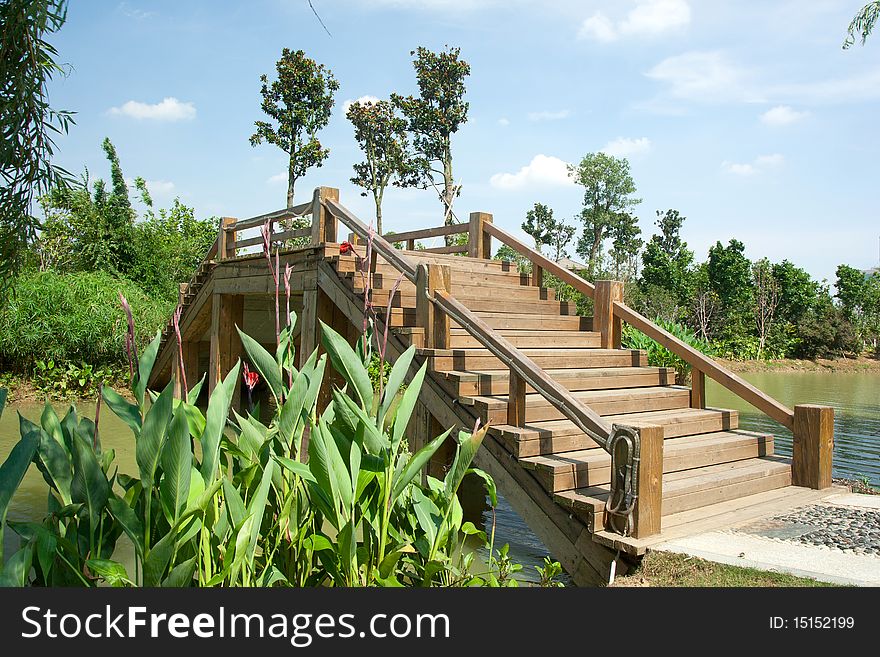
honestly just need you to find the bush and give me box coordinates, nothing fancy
[0,271,170,370]
[622,318,713,382]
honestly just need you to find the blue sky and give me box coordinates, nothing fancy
[47,0,880,284]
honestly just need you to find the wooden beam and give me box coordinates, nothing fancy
[311,186,340,245]
[300,289,318,368]
[468,212,492,259]
[173,340,200,399]
[690,369,705,409]
[416,263,451,350]
[507,369,526,426]
[208,293,243,401]
[594,280,624,350]
[532,263,543,288]
[792,404,834,489]
[218,217,237,260]
[631,423,664,539]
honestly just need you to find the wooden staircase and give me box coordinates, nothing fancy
[150,186,838,583]
[328,248,794,539]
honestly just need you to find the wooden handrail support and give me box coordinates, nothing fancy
[468,212,493,259]
[311,187,339,244]
[792,404,834,489]
[416,263,451,350]
[218,217,237,260]
[594,280,624,350]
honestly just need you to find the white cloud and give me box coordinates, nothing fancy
[108,97,196,121]
[722,153,784,176]
[489,154,574,190]
[645,51,753,103]
[119,2,155,20]
[760,105,808,126]
[497,117,510,126]
[527,109,570,122]
[267,172,287,185]
[579,0,690,42]
[601,137,652,158]
[342,95,380,115]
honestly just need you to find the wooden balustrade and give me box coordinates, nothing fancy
[415,263,451,349]
[468,212,493,259]
[792,404,834,489]
[594,280,624,350]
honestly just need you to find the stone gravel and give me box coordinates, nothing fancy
[767,503,880,555]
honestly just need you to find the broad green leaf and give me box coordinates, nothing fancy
[391,361,427,452]
[34,428,72,505]
[273,455,317,484]
[143,528,177,586]
[135,331,162,407]
[0,431,39,564]
[391,426,453,501]
[445,426,489,498]
[302,534,333,551]
[160,408,192,525]
[467,467,497,508]
[0,545,33,587]
[136,380,174,488]
[86,559,132,587]
[243,460,275,564]
[102,386,142,437]
[107,496,144,560]
[187,374,206,405]
[71,433,110,532]
[236,328,283,403]
[199,362,241,484]
[380,345,415,425]
[162,556,197,587]
[40,402,64,450]
[222,479,247,530]
[319,320,373,410]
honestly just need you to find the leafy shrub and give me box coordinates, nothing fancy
[0,271,170,370]
[31,359,123,399]
[622,318,713,382]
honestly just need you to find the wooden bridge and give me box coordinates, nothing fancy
[149,186,841,586]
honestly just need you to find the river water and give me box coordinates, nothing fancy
[2,370,878,583]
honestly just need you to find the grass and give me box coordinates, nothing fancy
[612,551,837,587]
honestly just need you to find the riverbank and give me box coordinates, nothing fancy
[0,373,130,404]
[717,355,880,374]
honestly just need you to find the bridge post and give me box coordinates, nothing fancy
[792,405,834,489]
[468,212,493,259]
[609,423,664,539]
[690,369,706,408]
[208,293,243,404]
[218,217,237,260]
[311,186,339,245]
[416,263,451,351]
[594,280,624,350]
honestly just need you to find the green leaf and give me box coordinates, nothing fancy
[0,545,33,587]
[199,362,241,484]
[34,428,72,506]
[380,345,415,425]
[0,431,39,565]
[391,361,427,453]
[143,528,177,586]
[86,559,132,587]
[302,534,333,551]
[273,455,316,484]
[0,389,6,419]
[160,407,192,525]
[70,433,110,532]
[243,460,275,564]
[236,328,283,403]
[444,426,489,498]
[187,374,206,405]
[40,402,64,449]
[162,556,197,587]
[108,495,144,560]
[467,467,497,508]
[319,320,373,410]
[136,380,174,488]
[102,386,142,437]
[135,331,162,407]
[391,426,452,501]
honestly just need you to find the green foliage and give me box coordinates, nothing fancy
[347,98,420,234]
[0,271,169,370]
[0,313,519,587]
[522,203,576,261]
[250,48,339,207]
[31,360,121,400]
[835,265,880,354]
[622,318,713,381]
[569,152,641,277]
[535,556,565,587]
[0,0,74,303]
[640,209,694,304]
[392,46,470,227]
[843,1,880,48]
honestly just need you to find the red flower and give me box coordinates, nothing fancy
[340,241,353,254]
[242,362,260,391]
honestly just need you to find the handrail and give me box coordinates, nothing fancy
[229,202,312,231]
[384,223,464,243]
[483,222,596,298]
[613,302,795,429]
[482,218,795,431]
[324,198,613,449]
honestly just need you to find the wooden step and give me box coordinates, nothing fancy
[382,308,591,330]
[348,276,556,301]
[555,455,792,531]
[422,347,643,370]
[364,288,573,315]
[464,385,691,425]
[449,329,597,349]
[442,365,673,395]
[522,429,774,492]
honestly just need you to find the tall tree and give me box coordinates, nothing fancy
[0,0,74,303]
[569,152,641,277]
[250,48,339,208]
[522,202,576,260]
[707,239,753,335]
[752,258,781,359]
[392,46,470,241]
[608,212,643,280]
[641,208,694,301]
[347,98,419,234]
[844,1,880,48]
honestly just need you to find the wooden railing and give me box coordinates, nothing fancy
[216,200,314,260]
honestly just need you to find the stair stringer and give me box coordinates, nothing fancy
[317,261,627,586]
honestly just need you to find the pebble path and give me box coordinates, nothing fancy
[768,503,880,556]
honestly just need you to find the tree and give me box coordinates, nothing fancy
[607,212,642,280]
[569,152,641,277]
[0,0,74,303]
[641,209,694,302]
[844,2,880,48]
[347,98,419,234]
[771,259,819,324]
[250,49,339,208]
[752,258,780,359]
[392,46,470,240]
[835,264,880,353]
[690,264,721,342]
[522,203,576,260]
[707,239,753,337]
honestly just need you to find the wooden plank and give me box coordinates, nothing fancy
[384,223,464,243]
[468,212,492,259]
[532,263,543,288]
[300,288,318,368]
[792,404,834,489]
[507,369,526,426]
[422,245,468,255]
[218,217,236,260]
[691,369,705,409]
[230,202,312,231]
[593,280,624,350]
[208,293,243,398]
[311,187,339,244]
[631,423,663,538]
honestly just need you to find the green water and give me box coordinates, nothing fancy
[3,370,877,582]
